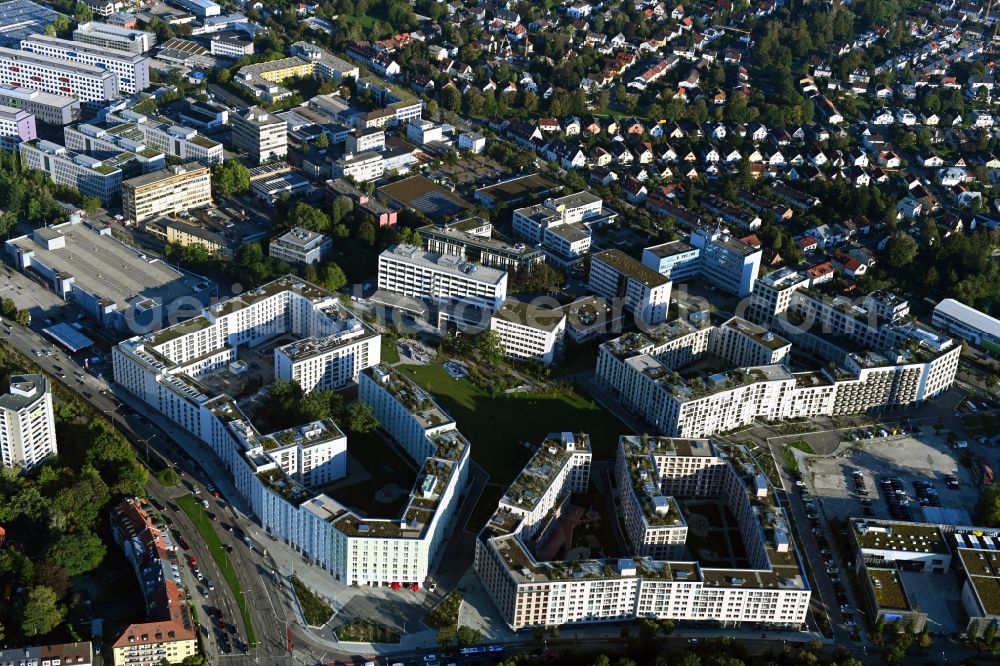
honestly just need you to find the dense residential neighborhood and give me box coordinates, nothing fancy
[1,0,1000,665]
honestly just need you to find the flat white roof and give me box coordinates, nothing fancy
[934,298,1000,339]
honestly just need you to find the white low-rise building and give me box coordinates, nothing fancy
[406,119,443,145]
[332,151,384,182]
[268,227,332,266]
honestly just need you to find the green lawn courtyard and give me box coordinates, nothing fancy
[397,362,634,484]
[176,494,258,645]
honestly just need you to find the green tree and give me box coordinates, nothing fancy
[436,625,456,645]
[21,586,65,637]
[348,402,378,434]
[181,656,207,666]
[322,262,347,292]
[156,467,181,486]
[357,221,376,246]
[80,196,102,214]
[477,330,505,367]
[885,232,918,268]
[50,531,106,576]
[977,485,1000,526]
[293,202,331,232]
[315,132,330,149]
[455,626,482,646]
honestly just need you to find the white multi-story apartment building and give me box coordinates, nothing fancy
[106,109,223,165]
[490,299,566,365]
[20,33,150,93]
[122,163,212,223]
[378,244,509,311]
[0,83,79,124]
[72,21,155,55]
[476,438,810,630]
[498,432,591,540]
[596,314,959,438]
[110,278,470,587]
[0,374,56,471]
[0,103,34,148]
[20,139,129,203]
[268,227,332,266]
[588,249,671,326]
[232,106,287,164]
[0,46,118,101]
[332,151,384,182]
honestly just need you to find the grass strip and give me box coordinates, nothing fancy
[176,494,258,645]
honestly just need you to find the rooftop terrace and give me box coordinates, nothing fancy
[500,433,590,512]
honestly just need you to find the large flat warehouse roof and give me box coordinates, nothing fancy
[8,221,206,311]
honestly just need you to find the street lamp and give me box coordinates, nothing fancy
[138,433,157,462]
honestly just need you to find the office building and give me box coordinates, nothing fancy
[155,208,265,260]
[0,374,56,471]
[511,191,616,266]
[6,215,208,330]
[406,119,443,145]
[234,56,312,102]
[20,139,133,203]
[0,643,93,666]
[73,21,155,54]
[122,163,211,223]
[476,437,810,630]
[689,226,761,297]
[344,127,385,154]
[232,105,286,164]
[589,249,671,326]
[106,108,223,165]
[356,76,422,125]
[932,298,1000,355]
[595,313,959,438]
[63,123,165,171]
[168,0,220,17]
[290,40,358,82]
[0,103,34,148]
[0,45,118,101]
[490,299,566,365]
[20,33,150,93]
[268,227,332,266]
[0,83,79,124]
[419,217,544,272]
[332,150,383,182]
[641,240,701,281]
[378,244,508,311]
[110,498,198,666]
[208,31,253,57]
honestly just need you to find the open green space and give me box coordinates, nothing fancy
[424,590,462,630]
[398,362,633,484]
[781,440,814,472]
[380,337,401,364]
[176,494,258,645]
[290,576,333,626]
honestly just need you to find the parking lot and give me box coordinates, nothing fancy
[801,433,982,525]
